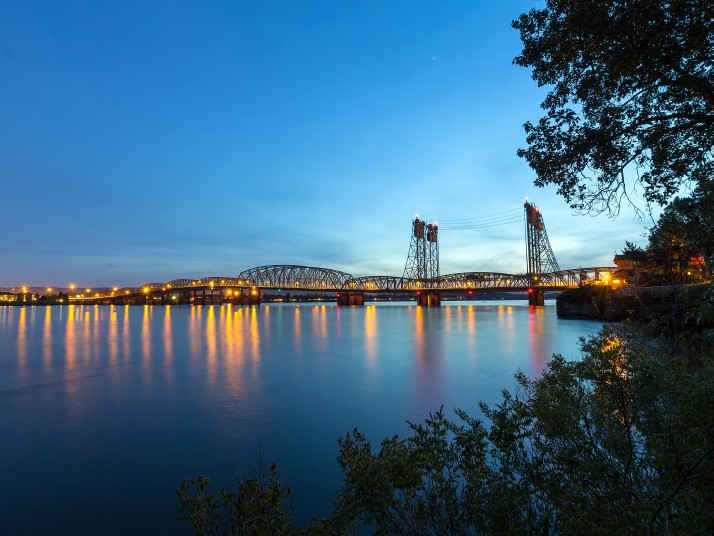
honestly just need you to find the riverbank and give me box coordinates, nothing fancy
[556,283,712,322]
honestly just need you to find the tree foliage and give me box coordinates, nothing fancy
[649,181,714,260]
[513,0,714,215]
[177,463,296,536]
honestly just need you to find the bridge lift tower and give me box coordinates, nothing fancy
[403,217,440,305]
[524,201,561,306]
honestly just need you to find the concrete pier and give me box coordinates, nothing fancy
[337,292,365,306]
[417,292,441,307]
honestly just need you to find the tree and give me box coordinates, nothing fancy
[645,181,714,280]
[620,240,648,262]
[513,0,714,215]
[331,325,714,534]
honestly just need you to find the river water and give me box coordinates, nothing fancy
[0,301,598,534]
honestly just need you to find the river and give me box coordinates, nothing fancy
[0,301,598,534]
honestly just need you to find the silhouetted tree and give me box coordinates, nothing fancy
[513,0,714,215]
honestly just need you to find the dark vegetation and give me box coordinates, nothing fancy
[178,1,714,533]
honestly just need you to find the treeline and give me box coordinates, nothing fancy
[617,180,713,286]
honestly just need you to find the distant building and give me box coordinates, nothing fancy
[613,253,646,273]
[0,292,17,302]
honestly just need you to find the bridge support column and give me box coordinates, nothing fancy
[417,292,441,307]
[337,292,364,306]
[528,289,545,307]
[248,288,261,306]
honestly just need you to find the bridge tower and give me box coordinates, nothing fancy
[403,217,440,283]
[403,217,441,306]
[524,201,560,306]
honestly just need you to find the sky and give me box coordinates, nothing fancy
[0,1,655,288]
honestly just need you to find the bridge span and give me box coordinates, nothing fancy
[73,264,614,307]
[71,203,616,307]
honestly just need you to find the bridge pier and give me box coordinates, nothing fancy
[417,292,441,307]
[337,292,364,306]
[528,289,545,307]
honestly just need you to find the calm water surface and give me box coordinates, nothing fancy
[0,301,598,534]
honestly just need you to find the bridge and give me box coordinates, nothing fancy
[75,202,614,307]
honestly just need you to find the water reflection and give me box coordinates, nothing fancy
[293,306,301,348]
[0,301,596,535]
[189,306,202,360]
[250,307,260,361]
[142,306,152,366]
[43,306,52,370]
[206,306,217,384]
[82,307,91,364]
[65,304,76,369]
[528,306,549,371]
[17,307,27,374]
[109,306,118,365]
[122,305,131,361]
[364,305,377,363]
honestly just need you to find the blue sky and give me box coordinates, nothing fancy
[0,1,653,288]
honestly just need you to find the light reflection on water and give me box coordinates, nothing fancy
[0,301,598,534]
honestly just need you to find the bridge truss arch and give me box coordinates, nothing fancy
[238,265,353,289]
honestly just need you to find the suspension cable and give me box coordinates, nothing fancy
[420,208,524,231]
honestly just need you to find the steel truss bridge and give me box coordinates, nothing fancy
[103,266,612,296]
[75,202,615,306]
